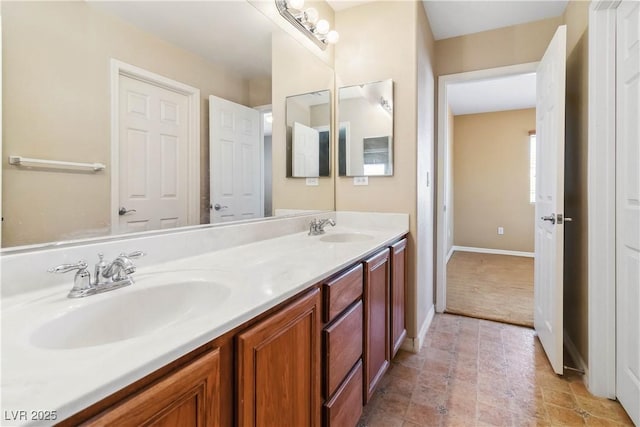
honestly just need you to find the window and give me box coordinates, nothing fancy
[529,133,536,203]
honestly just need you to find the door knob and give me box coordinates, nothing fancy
[212,204,228,211]
[541,214,556,224]
[119,207,137,216]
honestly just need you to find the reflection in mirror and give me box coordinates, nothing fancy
[285,90,331,178]
[1,1,334,249]
[338,79,394,177]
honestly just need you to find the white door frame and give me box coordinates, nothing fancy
[254,103,272,218]
[435,62,539,313]
[587,0,620,400]
[110,59,200,234]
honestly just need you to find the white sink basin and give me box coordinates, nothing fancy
[319,232,374,243]
[30,280,230,349]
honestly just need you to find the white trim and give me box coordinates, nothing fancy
[446,246,455,264]
[254,104,272,219]
[587,0,619,399]
[451,246,534,258]
[110,59,201,234]
[401,304,435,353]
[564,328,590,387]
[436,62,539,313]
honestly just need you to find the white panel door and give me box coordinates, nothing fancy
[534,25,566,375]
[292,122,320,177]
[119,75,189,233]
[616,1,640,424]
[209,95,261,223]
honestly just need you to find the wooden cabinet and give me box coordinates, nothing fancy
[236,288,321,427]
[363,248,391,404]
[321,264,364,427]
[390,238,407,358]
[59,236,407,427]
[83,348,220,426]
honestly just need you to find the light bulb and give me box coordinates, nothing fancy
[316,19,330,35]
[304,7,319,25]
[287,0,304,10]
[326,30,339,44]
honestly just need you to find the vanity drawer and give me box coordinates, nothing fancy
[323,264,363,323]
[323,360,363,427]
[323,300,363,398]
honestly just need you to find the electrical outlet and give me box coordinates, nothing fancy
[353,176,368,186]
[306,177,319,186]
[498,227,504,235]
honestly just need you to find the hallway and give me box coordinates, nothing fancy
[358,314,633,426]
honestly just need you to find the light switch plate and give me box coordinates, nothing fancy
[306,177,319,186]
[353,176,368,186]
[498,227,504,235]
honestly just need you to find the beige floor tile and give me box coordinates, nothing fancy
[357,314,632,427]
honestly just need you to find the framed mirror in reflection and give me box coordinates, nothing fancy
[285,90,331,178]
[1,1,335,249]
[338,79,394,177]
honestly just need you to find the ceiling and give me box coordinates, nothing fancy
[422,0,568,40]
[448,73,536,116]
[326,0,568,40]
[88,1,275,79]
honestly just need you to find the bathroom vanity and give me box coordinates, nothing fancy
[1,212,408,427]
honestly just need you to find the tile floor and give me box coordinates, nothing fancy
[358,313,634,427]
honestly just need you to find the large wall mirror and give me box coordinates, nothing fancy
[338,79,394,177]
[285,90,331,178]
[1,1,336,249]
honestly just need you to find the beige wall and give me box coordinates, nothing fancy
[1,1,261,247]
[563,0,590,366]
[435,16,563,76]
[453,109,535,252]
[271,31,334,212]
[335,0,437,341]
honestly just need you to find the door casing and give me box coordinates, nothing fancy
[435,62,539,313]
[110,59,200,234]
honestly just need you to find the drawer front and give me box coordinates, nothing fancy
[323,360,363,427]
[323,300,363,398]
[323,264,363,323]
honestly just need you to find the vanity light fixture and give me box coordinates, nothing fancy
[275,0,339,50]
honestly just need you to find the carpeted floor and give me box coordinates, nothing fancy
[446,251,534,327]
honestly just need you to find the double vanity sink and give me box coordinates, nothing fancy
[1,215,404,425]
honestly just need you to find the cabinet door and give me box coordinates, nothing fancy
[85,348,220,426]
[363,248,390,404]
[237,288,321,427]
[390,238,407,357]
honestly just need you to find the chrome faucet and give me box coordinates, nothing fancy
[49,251,145,298]
[309,218,336,235]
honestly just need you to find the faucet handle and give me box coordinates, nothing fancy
[121,251,145,259]
[48,260,88,274]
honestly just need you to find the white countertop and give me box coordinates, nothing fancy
[1,223,407,426]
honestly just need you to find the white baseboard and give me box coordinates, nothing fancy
[446,246,455,263]
[564,329,589,386]
[401,304,435,353]
[452,245,534,258]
